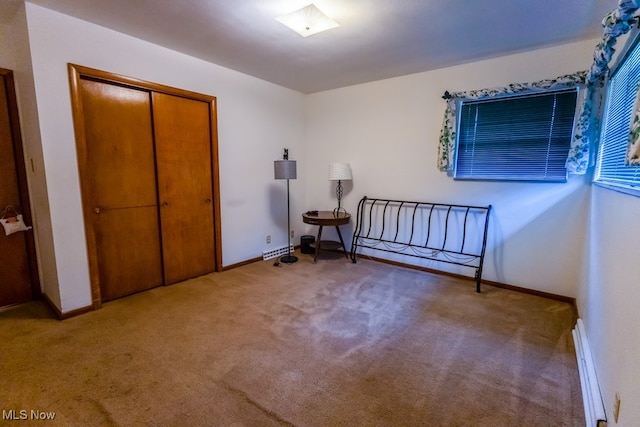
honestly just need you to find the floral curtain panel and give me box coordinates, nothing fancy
[586,0,639,165]
[438,0,640,174]
[437,72,588,173]
[586,0,639,85]
[629,92,640,164]
[629,36,640,166]
[626,102,640,166]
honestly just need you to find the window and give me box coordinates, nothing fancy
[594,35,640,196]
[454,89,578,182]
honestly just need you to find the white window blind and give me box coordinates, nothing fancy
[595,36,640,194]
[455,89,578,182]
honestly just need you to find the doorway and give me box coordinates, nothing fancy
[0,68,39,308]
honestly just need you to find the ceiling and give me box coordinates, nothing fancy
[11,0,615,93]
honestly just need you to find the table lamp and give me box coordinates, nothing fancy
[328,162,352,215]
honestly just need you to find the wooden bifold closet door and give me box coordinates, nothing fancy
[153,92,215,285]
[78,79,163,301]
[71,65,220,306]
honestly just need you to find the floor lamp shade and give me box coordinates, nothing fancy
[274,160,297,179]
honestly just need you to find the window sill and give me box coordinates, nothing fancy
[593,181,640,198]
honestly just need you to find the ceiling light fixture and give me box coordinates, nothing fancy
[275,3,339,37]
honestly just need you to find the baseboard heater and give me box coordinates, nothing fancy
[572,318,607,427]
[262,245,295,261]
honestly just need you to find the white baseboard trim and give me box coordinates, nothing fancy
[573,318,607,427]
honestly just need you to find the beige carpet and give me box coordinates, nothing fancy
[0,251,584,426]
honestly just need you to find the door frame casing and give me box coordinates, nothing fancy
[68,63,223,309]
[0,67,41,301]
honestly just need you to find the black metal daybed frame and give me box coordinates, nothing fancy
[350,196,492,292]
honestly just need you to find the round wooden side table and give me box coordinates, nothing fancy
[302,211,351,263]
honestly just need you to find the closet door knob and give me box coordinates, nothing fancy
[162,202,169,208]
[93,207,102,214]
[205,198,212,204]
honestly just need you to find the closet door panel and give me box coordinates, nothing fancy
[79,79,163,300]
[93,207,162,301]
[152,92,215,284]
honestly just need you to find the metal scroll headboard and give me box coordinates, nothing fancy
[350,196,491,292]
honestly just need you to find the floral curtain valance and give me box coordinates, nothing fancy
[437,71,589,174]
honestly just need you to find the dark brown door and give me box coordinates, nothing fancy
[152,92,216,284]
[78,79,163,301]
[0,69,36,307]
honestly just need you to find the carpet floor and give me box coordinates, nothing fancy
[0,251,584,426]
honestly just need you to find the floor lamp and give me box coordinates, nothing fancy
[274,148,298,264]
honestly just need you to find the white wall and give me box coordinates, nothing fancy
[23,3,306,313]
[0,16,17,69]
[580,187,640,425]
[305,39,597,297]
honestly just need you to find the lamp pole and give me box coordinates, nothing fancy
[281,176,298,263]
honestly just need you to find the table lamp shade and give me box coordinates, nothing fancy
[274,160,297,180]
[328,163,352,181]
